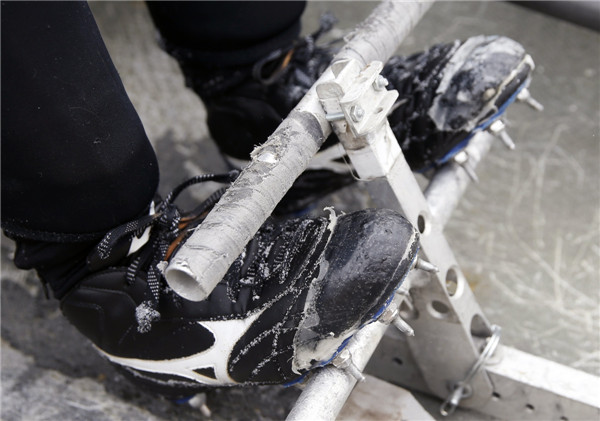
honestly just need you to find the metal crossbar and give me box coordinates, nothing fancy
[163,1,600,419]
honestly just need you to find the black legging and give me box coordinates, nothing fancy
[1,0,305,297]
[1,0,305,240]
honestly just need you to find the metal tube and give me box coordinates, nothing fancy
[286,321,391,421]
[424,132,495,228]
[165,0,434,301]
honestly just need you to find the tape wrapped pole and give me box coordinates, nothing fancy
[165,0,433,301]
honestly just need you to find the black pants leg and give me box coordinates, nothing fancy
[146,1,306,68]
[1,1,306,297]
[1,1,160,240]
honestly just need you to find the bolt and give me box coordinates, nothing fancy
[373,75,389,91]
[350,105,365,122]
[333,349,365,382]
[413,257,439,273]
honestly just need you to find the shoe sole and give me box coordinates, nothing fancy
[433,56,535,168]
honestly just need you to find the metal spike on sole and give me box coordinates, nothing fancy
[517,88,544,111]
[488,120,516,150]
[379,305,416,336]
[332,349,365,382]
[392,315,415,337]
[453,151,480,183]
[413,257,440,273]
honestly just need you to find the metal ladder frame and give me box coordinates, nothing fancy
[166,1,600,419]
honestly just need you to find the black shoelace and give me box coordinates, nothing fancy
[252,12,339,92]
[92,170,239,332]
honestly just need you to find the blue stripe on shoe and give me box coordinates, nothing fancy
[434,79,530,167]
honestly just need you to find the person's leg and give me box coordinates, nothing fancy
[1,1,159,297]
[146,1,310,161]
[146,1,306,68]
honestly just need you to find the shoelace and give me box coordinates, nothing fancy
[252,12,339,91]
[92,170,239,332]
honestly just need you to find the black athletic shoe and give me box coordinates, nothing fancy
[181,33,535,211]
[383,35,535,171]
[180,14,356,215]
[24,173,419,396]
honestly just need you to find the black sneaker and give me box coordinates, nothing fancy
[383,35,536,171]
[15,172,419,396]
[181,32,535,211]
[181,14,357,215]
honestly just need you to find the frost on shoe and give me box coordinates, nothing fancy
[383,34,535,171]
[135,300,161,333]
[428,35,534,132]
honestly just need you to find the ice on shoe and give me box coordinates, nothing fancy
[384,35,535,171]
[60,204,419,396]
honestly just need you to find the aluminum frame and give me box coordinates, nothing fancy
[286,55,600,421]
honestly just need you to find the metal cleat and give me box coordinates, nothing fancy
[453,151,480,183]
[488,120,515,150]
[517,88,544,111]
[412,257,439,273]
[379,305,415,336]
[332,349,365,382]
[188,393,212,417]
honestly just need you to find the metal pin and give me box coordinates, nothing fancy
[332,349,365,382]
[517,88,544,111]
[373,75,389,91]
[325,112,345,122]
[392,315,415,336]
[350,105,365,122]
[488,120,515,150]
[413,257,439,273]
[453,151,479,183]
[188,393,212,417]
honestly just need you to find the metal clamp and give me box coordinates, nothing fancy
[440,325,502,416]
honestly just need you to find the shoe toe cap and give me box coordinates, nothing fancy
[317,209,419,333]
[292,209,418,372]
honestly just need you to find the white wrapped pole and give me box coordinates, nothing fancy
[165,0,433,301]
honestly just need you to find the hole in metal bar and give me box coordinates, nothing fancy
[492,392,501,401]
[428,300,450,319]
[445,267,463,297]
[560,416,569,421]
[417,213,428,234]
[399,299,419,320]
[470,314,492,340]
[525,403,535,412]
[393,357,403,366]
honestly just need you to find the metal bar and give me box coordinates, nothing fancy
[424,133,495,227]
[286,317,392,421]
[362,130,497,408]
[368,338,600,420]
[164,0,434,301]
